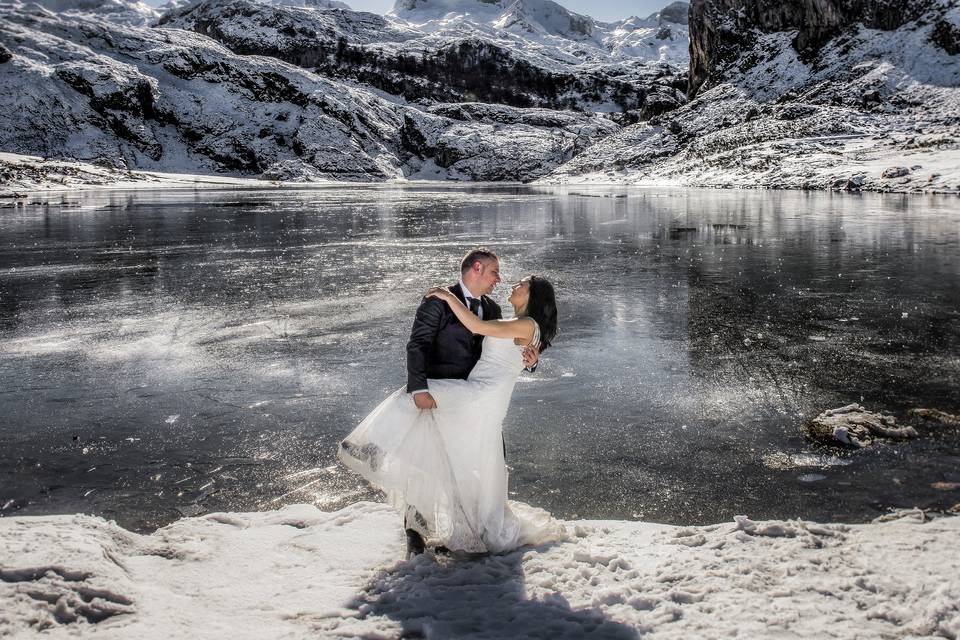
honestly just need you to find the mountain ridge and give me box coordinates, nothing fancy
[1,0,957,193]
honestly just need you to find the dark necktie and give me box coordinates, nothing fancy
[468,297,481,316]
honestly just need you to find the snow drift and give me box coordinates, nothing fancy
[1,502,958,638]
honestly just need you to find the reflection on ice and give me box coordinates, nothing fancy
[762,452,853,470]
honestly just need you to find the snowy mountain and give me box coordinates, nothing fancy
[159,0,687,116]
[0,0,616,186]
[542,0,960,192]
[1,0,955,192]
[392,0,596,40]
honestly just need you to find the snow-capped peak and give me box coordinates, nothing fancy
[388,0,688,64]
[391,0,591,39]
[491,0,594,40]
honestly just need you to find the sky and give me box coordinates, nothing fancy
[145,0,676,23]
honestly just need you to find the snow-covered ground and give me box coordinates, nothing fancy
[1,501,958,638]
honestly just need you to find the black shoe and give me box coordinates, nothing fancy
[405,529,425,557]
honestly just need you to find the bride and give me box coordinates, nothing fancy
[338,275,565,554]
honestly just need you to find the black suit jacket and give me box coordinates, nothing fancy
[406,283,502,393]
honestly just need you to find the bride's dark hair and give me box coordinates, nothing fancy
[525,275,558,351]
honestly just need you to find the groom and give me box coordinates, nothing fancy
[403,247,538,553]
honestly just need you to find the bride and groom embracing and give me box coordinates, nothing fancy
[338,247,566,556]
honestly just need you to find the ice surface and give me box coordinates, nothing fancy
[1,186,958,533]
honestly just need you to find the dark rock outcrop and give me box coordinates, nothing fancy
[688,0,937,98]
[931,14,960,55]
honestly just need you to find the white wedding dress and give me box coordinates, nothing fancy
[338,323,566,553]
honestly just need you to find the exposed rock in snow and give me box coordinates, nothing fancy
[158,0,419,48]
[881,165,910,178]
[0,6,401,179]
[1,501,958,638]
[542,0,960,193]
[804,404,918,449]
[258,158,330,182]
[655,1,688,26]
[402,103,617,180]
[269,0,353,10]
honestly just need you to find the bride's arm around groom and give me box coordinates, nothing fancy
[424,287,538,345]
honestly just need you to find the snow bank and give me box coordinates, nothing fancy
[0,152,291,195]
[2,502,958,638]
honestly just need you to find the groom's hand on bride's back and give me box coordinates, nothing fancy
[413,391,438,410]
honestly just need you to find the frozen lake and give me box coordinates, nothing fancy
[1,185,958,532]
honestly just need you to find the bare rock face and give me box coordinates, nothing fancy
[658,1,689,26]
[804,404,917,448]
[687,0,936,98]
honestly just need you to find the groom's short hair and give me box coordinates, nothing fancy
[460,247,498,274]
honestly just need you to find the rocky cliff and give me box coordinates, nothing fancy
[544,0,960,192]
[688,0,946,98]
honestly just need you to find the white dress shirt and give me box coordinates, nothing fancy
[459,279,483,320]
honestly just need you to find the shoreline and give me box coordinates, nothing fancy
[3,152,958,197]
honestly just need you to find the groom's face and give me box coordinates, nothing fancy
[474,258,501,295]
